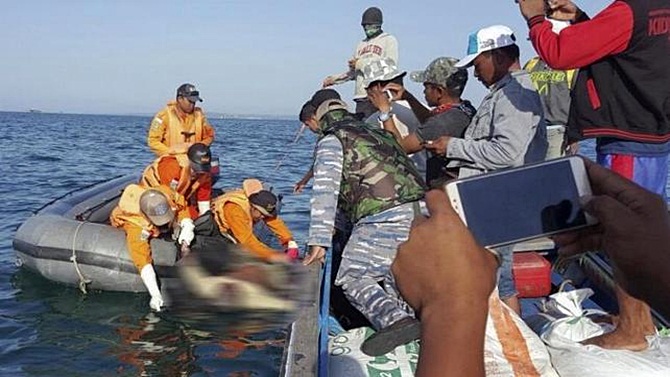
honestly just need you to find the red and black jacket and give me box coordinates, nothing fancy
[529,0,670,143]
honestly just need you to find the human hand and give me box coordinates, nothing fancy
[422,136,450,156]
[303,245,326,265]
[322,76,336,88]
[392,190,499,316]
[149,295,164,312]
[518,0,548,20]
[293,178,309,194]
[366,85,392,113]
[565,141,579,155]
[547,0,580,22]
[553,158,670,301]
[383,83,406,101]
[285,240,300,260]
[348,58,358,70]
[178,218,195,245]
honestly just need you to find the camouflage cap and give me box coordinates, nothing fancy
[362,57,406,89]
[410,57,466,89]
[315,99,349,121]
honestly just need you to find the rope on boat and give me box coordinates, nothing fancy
[317,249,332,377]
[70,222,92,294]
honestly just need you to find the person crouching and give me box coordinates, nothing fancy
[110,184,195,311]
[211,179,298,264]
[301,89,426,356]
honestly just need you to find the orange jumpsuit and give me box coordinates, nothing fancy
[147,101,215,157]
[212,190,293,261]
[110,184,190,271]
[140,154,212,219]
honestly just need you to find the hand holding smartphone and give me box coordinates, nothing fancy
[444,156,597,248]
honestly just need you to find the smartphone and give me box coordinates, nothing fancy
[444,156,597,248]
[384,90,394,100]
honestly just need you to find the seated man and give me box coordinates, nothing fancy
[147,83,215,157]
[140,142,213,219]
[110,184,194,311]
[211,179,297,263]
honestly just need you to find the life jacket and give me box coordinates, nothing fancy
[211,190,251,236]
[164,101,206,148]
[110,184,186,234]
[139,151,202,201]
[320,110,426,223]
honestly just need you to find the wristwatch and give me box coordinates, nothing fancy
[378,110,393,122]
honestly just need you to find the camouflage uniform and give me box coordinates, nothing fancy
[308,109,425,330]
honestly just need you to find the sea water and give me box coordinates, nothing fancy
[1,111,669,376]
[0,111,314,376]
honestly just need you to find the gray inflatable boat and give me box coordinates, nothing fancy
[13,174,179,293]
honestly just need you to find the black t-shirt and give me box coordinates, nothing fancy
[416,101,476,188]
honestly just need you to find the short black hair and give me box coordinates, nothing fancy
[494,44,520,61]
[310,89,341,109]
[299,101,316,122]
[369,74,404,89]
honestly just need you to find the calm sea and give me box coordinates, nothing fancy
[1,111,669,376]
[0,111,315,376]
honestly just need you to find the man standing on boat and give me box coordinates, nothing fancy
[110,185,194,312]
[519,0,670,350]
[366,57,476,188]
[322,7,398,119]
[140,143,213,219]
[523,19,579,159]
[301,88,426,356]
[361,57,427,178]
[423,25,547,314]
[147,83,215,156]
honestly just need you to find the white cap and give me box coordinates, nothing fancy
[455,25,517,68]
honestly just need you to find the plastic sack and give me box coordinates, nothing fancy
[545,334,670,377]
[329,293,558,377]
[540,288,613,344]
[538,288,670,377]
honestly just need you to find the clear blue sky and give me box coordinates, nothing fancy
[2,0,611,116]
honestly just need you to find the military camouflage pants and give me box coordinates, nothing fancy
[334,204,415,330]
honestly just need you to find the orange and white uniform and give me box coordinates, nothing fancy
[110,184,191,271]
[139,152,212,219]
[212,190,293,261]
[147,101,215,157]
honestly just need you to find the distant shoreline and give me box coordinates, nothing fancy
[0,110,295,121]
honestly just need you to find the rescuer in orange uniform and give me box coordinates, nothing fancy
[140,143,213,219]
[212,179,298,263]
[110,185,194,311]
[147,83,215,157]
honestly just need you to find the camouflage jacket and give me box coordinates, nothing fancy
[307,110,425,247]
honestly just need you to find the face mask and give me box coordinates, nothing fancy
[363,24,382,39]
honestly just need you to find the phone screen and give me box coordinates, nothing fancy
[456,159,588,247]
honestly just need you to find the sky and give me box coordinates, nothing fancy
[1,0,612,117]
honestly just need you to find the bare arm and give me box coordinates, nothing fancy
[392,190,497,376]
